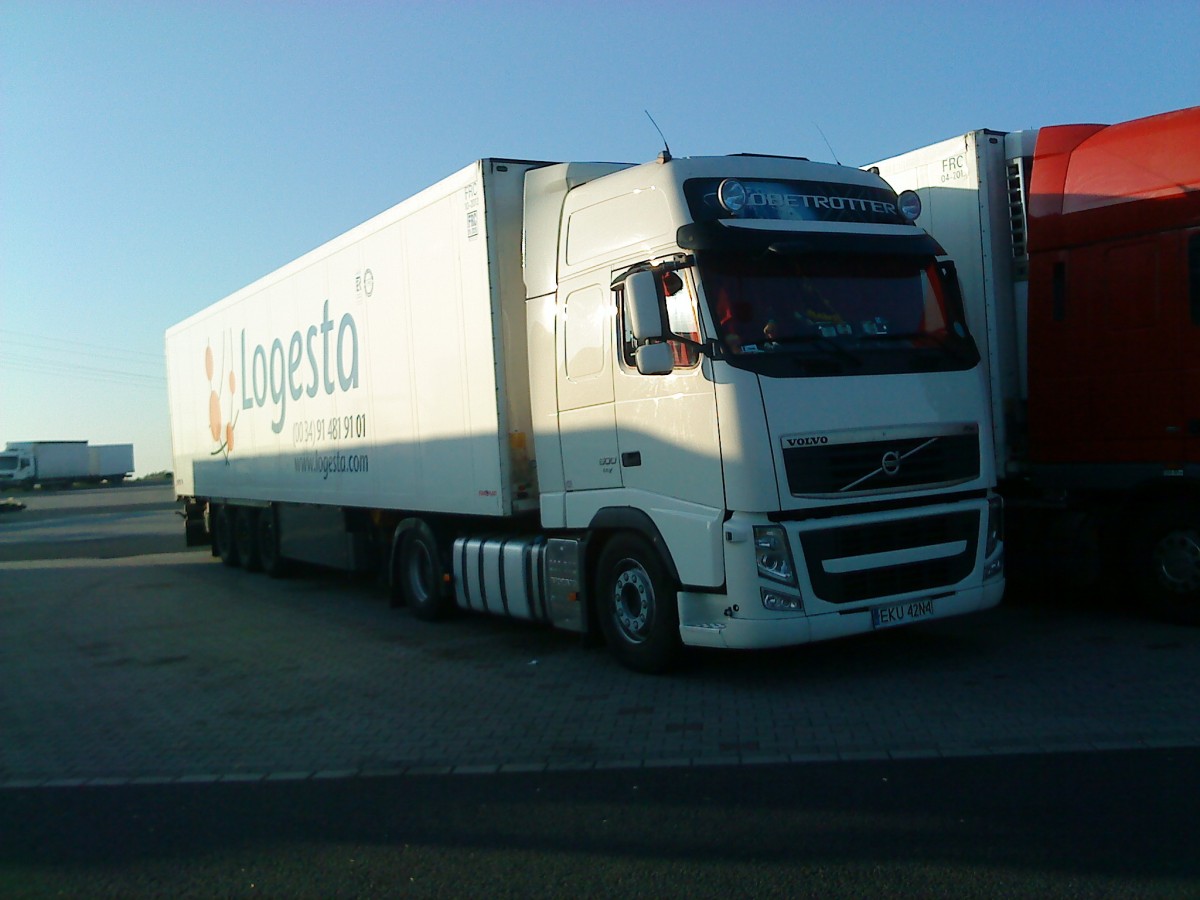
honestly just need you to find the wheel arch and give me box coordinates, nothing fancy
[586,507,682,586]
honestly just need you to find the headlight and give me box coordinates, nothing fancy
[754,525,797,585]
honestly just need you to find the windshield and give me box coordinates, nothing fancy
[697,252,978,377]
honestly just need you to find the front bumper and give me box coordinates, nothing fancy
[678,577,1004,649]
[676,499,1005,650]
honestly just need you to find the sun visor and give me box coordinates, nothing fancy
[676,221,945,258]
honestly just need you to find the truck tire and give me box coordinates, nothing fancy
[214,505,240,567]
[595,534,682,673]
[1130,501,1200,626]
[234,507,261,572]
[257,507,288,578]
[397,521,450,620]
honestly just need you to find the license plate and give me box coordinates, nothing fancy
[871,598,936,630]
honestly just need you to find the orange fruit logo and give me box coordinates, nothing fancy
[204,338,238,460]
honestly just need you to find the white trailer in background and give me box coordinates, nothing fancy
[88,444,135,483]
[166,153,1005,671]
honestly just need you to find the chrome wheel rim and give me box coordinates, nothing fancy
[1154,529,1200,594]
[613,561,653,643]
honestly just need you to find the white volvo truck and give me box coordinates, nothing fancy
[166,152,1005,671]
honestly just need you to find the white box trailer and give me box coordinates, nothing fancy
[168,160,537,518]
[88,444,134,482]
[168,154,1006,671]
[867,130,1038,478]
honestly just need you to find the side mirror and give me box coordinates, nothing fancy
[635,342,675,376]
[625,270,664,341]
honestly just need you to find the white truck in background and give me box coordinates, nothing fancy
[0,441,134,487]
[869,106,1200,624]
[166,152,1005,672]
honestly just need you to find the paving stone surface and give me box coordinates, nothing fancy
[2,486,1199,787]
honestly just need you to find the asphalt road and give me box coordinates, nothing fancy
[2,750,1197,897]
[1,485,1197,897]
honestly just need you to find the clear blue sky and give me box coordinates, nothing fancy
[2,0,1197,476]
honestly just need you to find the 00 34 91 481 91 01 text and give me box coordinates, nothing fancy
[292,413,368,447]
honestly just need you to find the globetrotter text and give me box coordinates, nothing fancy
[240,299,360,434]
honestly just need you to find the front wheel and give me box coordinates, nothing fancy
[1129,501,1200,625]
[595,534,682,674]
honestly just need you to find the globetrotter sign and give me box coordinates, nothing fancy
[744,190,898,216]
[685,177,907,226]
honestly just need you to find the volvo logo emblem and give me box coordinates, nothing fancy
[881,450,902,476]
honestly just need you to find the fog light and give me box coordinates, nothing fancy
[985,495,1004,558]
[718,178,747,213]
[898,190,922,222]
[761,588,804,612]
[984,549,1004,580]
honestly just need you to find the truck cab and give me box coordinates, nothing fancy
[522,154,1005,669]
[0,448,35,486]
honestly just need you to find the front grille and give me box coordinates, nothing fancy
[800,510,979,604]
[784,432,979,495]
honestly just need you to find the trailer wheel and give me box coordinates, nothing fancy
[234,508,261,572]
[1130,501,1200,626]
[257,507,287,578]
[595,534,681,673]
[214,505,240,567]
[398,521,449,620]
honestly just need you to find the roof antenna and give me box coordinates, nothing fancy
[814,122,842,166]
[645,110,672,163]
